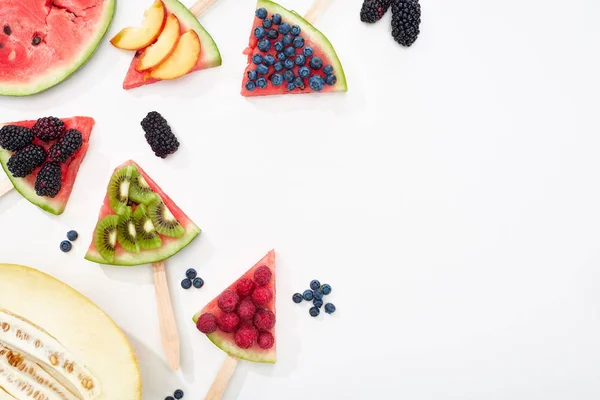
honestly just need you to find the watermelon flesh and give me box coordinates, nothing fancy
[0,117,94,215]
[85,160,201,266]
[193,250,277,363]
[122,0,222,90]
[241,0,347,97]
[0,0,115,96]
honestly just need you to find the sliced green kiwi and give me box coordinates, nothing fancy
[129,174,159,205]
[117,207,140,254]
[134,204,162,250]
[148,198,185,238]
[93,215,120,263]
[108,166,138,215]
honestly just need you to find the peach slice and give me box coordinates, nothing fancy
[110,0,166,51]
[149,30,201,80]
[136,14,180,71]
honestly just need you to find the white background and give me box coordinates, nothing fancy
[1,0,600,398]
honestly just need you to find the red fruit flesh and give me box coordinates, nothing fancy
[251,286,273,306]
[217,312,240,333]
[218,289,239,312]
[254,265,272,286]
[236,278,256,297]
[237,298,257,320]
[253,309,275,331]
[235,324,259,349]
[258,332,274,350]
[196,312,217,334]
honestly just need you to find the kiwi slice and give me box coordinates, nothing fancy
[148,198,185,238]
[108,166,138,214]
[134,204,162,250]
[93,215,120,263]
[129,174,158,205]
[117,207,140,254]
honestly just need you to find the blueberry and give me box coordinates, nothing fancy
[271,73,283,86]
[293,36,304,48]
[282,34,293,46]
[254,27,265,39]
[309,307,320,317]
[324,303,336,314]
[309,56,323,70]
[274,62,283,72]
[256,64,269,75]
[284,46,295,57]
[293,76,304,88]
[323,65,334,75]
[193,277,204,288]
[174,389,184,399]
[255,7,267,19]
[274,41,284,52]
[313,289,323,300]
[295,54,306,66]
[303,46,314,57]
[181,278,192,289]
[277,52,287,61]
[166,397,175,400]
[262,18,272,29]
[309,76,325,91]
[272,13,282,25]
[256,77,267,88]
[60,241,72,253]
[310,280,321,290]
[278,22,291,34]
[284,70,294,82]
[267,29,279,39]
[291,25,301,36]
[67,230,78,241]
[321,284,332,295]
[326,74,337,86]
[302,289,314,301]
[247,70,258,80]
[245,81,256,91]
[284,58,294,70]
[298,66,310,78]
[287,82,295,91]
[292,293,303,303]
[257,38,271,52]
[185,268,197,280]
[263,54,275,66]
[252,54,263,65]
[313,298,323,308]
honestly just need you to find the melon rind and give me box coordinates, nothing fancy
[0,0,116,97]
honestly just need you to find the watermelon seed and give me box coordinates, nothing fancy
[3,25,10,36]
[32,36,42,46]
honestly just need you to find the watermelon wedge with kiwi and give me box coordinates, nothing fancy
[0,117,94,215]
[241,0,347,96]
[122,0,222,90]
[0,0,115,96]
[193,250,277,363]
[85,160,201,266]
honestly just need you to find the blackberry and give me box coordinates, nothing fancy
[391,0,421,47]
[0,125,34,152]
[35,162,62,198]
[32,117,65,141]
[360,0,392,23]
[7,145,46,178]
[47,129,83,163]
[141,112,180,159]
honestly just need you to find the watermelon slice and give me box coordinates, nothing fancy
[241,0,347,97]
[85,160,201,266]
[0,117,94,215]
[122,0,222,90]
[0,0,115,96]
[193,250,277,363]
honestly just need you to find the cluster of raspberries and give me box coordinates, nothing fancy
[360,0,421,47]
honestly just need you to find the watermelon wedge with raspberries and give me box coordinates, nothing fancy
[85,160,201,266]
[193,250,277,363]
[241,0,347,96]
[122,0,222,90]
[0,0,115,96]
[0,117,94,215]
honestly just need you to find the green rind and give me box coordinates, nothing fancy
[0,0,116,97]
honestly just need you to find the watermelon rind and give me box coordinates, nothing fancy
[0,0,116,97]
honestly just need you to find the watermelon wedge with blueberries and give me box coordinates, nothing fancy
[0,117,94,215]
[0,0,116,96]
[193,250,277,363]
[241,0,347,96]
[85,160,201,266]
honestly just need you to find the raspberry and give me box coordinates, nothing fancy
[32,117,65,141]
[254,265,272,286]
[253,309,275,331]
[251,286,273,306]
[237,299,257,320]
[218,289,240,312]
[217,312,240,333]
[236,278,256,297]
[196,313,217,334]
[258,332,275,349]
[234,324,258,349]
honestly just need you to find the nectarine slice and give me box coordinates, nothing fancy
[136,14,180,71]
[149,30,201,80]
[110,0,166,51]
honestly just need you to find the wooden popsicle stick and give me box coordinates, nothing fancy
[205,355,239,400]
[190,0,218,17]
[152,260,181,371]
[304,0,334,24]
[0,179,13,198]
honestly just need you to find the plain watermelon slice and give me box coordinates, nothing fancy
[0,0,115,96]
[122,0,222,90]
[0,117,94,215]
[241,0,347,97]
[193,250,277,363]
[85,160,201,266]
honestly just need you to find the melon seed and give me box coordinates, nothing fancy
[32,36,41,46]
[3,25,10,35]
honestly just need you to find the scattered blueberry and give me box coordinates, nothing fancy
[293,76,304,88]
[298,66,310,78]
[274,41,284,52]
[282,34,293,46]
[256,77,267,88]
[263,54,275,66]
[256,7,268,19]
[278,22,291,34]
[258,38,271,52]
[310,280,321,290]
[181,278,192,290]
[291,25,301,36]
[313,289,324,300]
[256,64,269,75]
[284,46,295,57]
[254,27,265,39]
[274,62,283,72]
[247,70,257,80]
[193,278,204,289]
[185,268,197,280]
[245,81,256,91]
[309,307,320,317]
[287,82,295,91]
[252,54,263,65]
[174,389,184,399]
[284,70,294,82]
[272,13,282,25]
[67,230,78,241]
[60,241,72,253]
[326,74,337,86]
[324,303,336,314]
[262,18,272,28]
[271,73,283,86]
[295,54,306,66]
[313,298,324,308]
[293,36,304,48]
[321,284,332,295]
[165,397,175,400]
[309,56,323,70]
[309,76,325,91]
[277,52,287,61]
[284,58,295,69]
[303,46,314,57]
[267,29,279,39]
[293,293,303,303]
[302,289,314,301]
[323,65,334,75]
